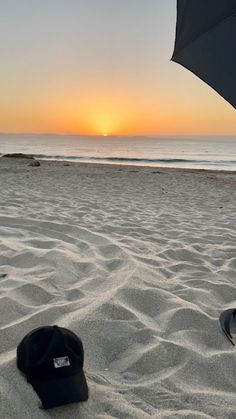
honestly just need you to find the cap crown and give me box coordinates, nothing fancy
[17,325,84,379]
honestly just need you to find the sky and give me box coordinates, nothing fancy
[0,0,235,136]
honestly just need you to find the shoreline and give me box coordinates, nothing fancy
[1,155,236,176]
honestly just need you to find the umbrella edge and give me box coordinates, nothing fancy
[171,57,236,110]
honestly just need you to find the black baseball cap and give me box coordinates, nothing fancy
[17,325,89,409]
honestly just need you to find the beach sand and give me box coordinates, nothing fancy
[0,157,235,419]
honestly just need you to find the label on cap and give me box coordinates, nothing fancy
[53,356,70,368]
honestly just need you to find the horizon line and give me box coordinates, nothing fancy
[0,132,235,138]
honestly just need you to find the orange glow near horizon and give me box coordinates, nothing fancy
[0,84,236,136]
[82,105,123,136]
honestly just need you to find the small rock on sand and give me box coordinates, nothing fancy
[29,161,40,167]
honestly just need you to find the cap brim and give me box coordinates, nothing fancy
[28,370,89,409]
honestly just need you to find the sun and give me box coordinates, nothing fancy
[103,133,108,137]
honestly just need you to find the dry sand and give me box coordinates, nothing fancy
[0,157,235,419]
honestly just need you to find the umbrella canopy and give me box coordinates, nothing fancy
[171,0,236,108]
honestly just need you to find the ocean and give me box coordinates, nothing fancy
[0,134,236,171]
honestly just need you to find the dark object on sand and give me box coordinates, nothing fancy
[29,161,40,167]
[17,325,89,409]
[3,153,34,159]
[172,0,236,108]
[219,308,236,346]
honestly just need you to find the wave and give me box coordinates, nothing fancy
[15,154,236,165]
[1,153,236,170]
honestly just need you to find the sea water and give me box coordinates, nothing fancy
[0,134,236,171]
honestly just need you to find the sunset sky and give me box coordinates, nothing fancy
[0,0,235,136]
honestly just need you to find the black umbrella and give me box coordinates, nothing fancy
[171,0,236,108]
[219,308,236,346]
